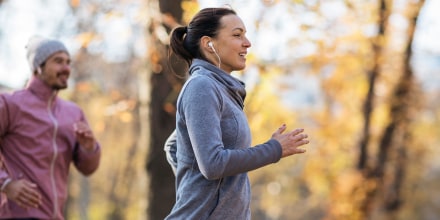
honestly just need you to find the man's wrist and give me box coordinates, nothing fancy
[1,178,12,192]
[80,143,98,153]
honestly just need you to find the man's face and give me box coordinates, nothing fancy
[37,51,71,90]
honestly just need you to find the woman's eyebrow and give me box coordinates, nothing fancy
[232,27,245,32]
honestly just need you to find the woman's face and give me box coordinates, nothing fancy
[211,14,251,73]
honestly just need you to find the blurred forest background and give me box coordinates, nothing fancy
[1,0,440,219]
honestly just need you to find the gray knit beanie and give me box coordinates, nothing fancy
[26,36,69,72]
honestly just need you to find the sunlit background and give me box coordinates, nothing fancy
[2,0,439,89]
[1,0,439,219]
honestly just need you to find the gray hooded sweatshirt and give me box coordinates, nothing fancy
[165,59,282,220]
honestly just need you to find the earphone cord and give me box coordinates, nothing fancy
[213,50,221,69]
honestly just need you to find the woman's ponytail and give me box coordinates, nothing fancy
[170,26,193,66]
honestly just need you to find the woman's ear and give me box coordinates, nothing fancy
[201,36,214,52]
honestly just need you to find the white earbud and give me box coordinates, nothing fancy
[208,42,221,68]
[37,67,42,74]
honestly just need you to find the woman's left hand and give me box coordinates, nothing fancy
[271,124,309,158]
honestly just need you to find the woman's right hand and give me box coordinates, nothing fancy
[271,124,309,158]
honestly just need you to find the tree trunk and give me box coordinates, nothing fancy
[357,0,388,172]
[145,0,185,219]
[356,1,390,216]
[380,0,424,215]
[358,0,425,218]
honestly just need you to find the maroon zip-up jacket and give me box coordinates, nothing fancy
[0,77,101,219]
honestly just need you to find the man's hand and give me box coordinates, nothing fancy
[3,179,42,209]
[74,121,97,152]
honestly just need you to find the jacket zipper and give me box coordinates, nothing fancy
[47,92,59,218]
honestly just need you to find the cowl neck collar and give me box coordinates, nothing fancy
[189,59,246,109]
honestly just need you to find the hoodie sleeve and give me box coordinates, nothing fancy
[72,112,101,176]
[164,130,178,175]
[0,94,10,140]
[73,142,101,176]
[181,76,282,180]
[0,94,11,189]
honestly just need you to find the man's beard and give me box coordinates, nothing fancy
[52,83,68,90]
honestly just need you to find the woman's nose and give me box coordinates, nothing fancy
[244,37,251,48]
